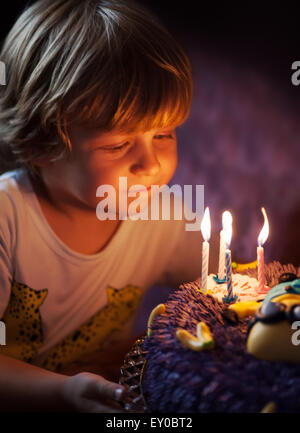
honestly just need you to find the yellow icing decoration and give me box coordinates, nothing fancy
[232,260,257,271]
[261,401,277,413]
[147,304,165,337]
[176,322,214,351]
[271,294,300,308]
[228,301,261,319]
[196,288,213,295]
[197,322,214,345]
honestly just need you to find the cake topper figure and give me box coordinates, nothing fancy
[247,274,300,363]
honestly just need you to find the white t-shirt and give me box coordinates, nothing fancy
[0,168,216,369]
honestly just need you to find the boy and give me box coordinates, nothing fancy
[0,0,217,412]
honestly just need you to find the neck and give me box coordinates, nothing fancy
[28,169,100,223]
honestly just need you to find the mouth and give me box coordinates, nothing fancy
[118,183,164,195]
[127,185,153,193]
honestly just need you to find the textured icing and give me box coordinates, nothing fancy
[142,282,300,413]
[206,273,268,303]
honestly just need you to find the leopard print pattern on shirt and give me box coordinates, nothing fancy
[0,281,47,362]
[43,284,142,371]
[0,281,142,371]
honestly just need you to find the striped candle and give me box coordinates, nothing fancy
[222,211,234,301]
[257,245,265,292]
[218,229,226,279]
[201,240,210,293]
[200,207,211,293]
[257,207,269,293]
[225,248,233,298]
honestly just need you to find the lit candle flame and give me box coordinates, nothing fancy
[222,210,232,230]
[201,207,211,242]
[223,211,233,249]
[257,207,269,246]
[223,221,232,249]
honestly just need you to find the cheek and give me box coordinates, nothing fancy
[76,154,123,196]
[160,147,178,178]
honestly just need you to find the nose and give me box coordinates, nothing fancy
[130,144,160,177]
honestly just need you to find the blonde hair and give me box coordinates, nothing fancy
[0,0,192,176]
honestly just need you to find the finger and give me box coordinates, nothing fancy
[98,380,127,402]
[83,374,127,402]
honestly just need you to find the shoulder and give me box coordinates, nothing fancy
[0,171,19,214]
[0,169,27,238]
[0,168,25,199]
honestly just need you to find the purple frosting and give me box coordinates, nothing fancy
[142,283,300,413]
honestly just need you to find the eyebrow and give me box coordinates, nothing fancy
[85,127,176,147]
[82,131,128,147]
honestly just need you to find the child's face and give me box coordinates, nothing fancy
[37,124,178,215]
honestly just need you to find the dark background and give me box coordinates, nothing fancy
[1,1,299,89]
[1,1,300,265]
[143,1,300,267]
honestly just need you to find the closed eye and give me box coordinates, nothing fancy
[154,133,174,140]
[101,133,175,153]
[102,141,131,152]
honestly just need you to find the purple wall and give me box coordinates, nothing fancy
[172,46,300,266]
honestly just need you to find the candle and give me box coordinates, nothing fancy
[222,212,238,303]
[257,245,264,292]
[202,241,209,293]
[218,230,226,279]
[257,207,269,292]
[218,211,232,280]
[224,220,233,297]
[225,248,233,298]
[200,207,211,293]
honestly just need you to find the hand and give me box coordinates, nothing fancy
[60,372,127,413]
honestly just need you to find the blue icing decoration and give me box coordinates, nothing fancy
[291,280,300,289]
[213,275,227,284]
[286,280,300,294]
[222,294,238,304]
[263,279,300,304]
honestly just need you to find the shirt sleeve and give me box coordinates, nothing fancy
[156,199,219,289]
[0,191,15,318]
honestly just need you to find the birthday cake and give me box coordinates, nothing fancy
[140,262,300,413]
